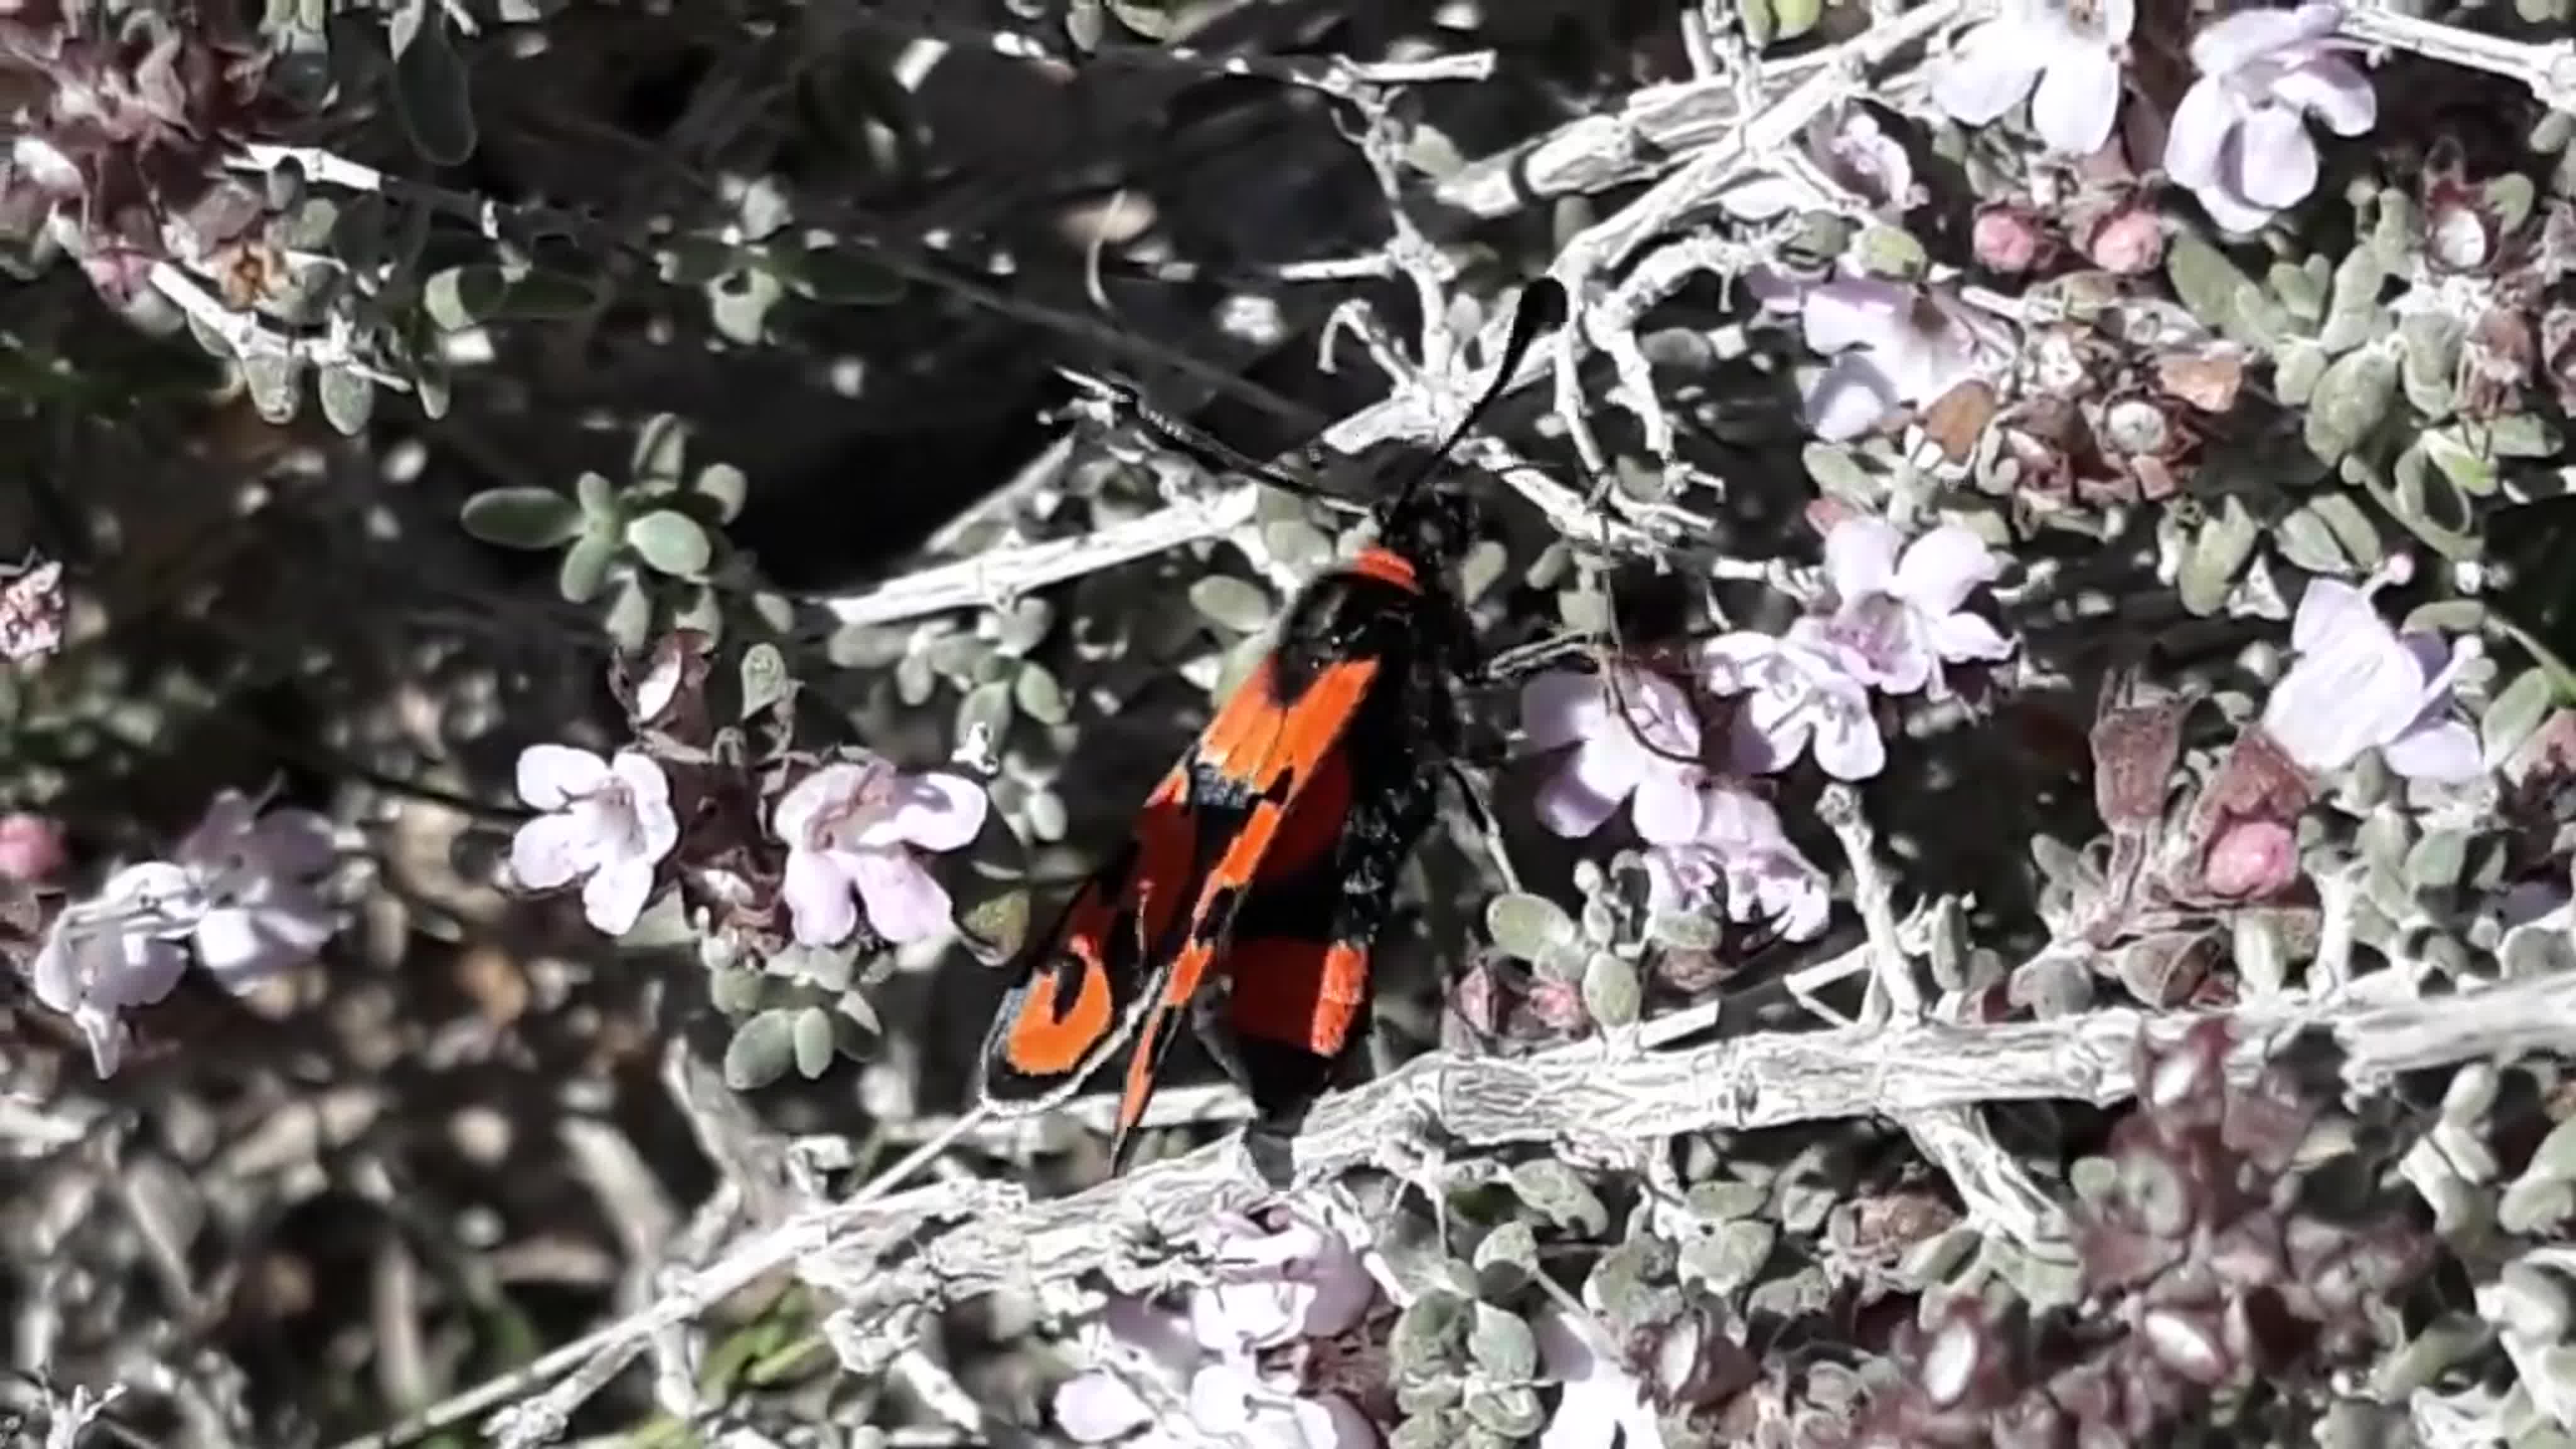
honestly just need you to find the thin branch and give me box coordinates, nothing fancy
[781,962,2576,1337]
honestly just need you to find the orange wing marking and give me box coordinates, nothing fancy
[1109,654,1384,1149]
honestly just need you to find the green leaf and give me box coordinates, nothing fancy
[1468,1304,1538,1384]
[626,509,713,577]
[723,1009,797,1091]
[462,487,584,549]
[1508,1160,1609,1235]
[1852,226,1926,280]
[1013,662,1070,726]
[1737,0,1775,47]
[1583,951,1641,1028]
[559,530,618,602]
[1470,1221,1538,1296]
[2483,667,2553,766]
[772,243,905,306]
[2166,231,2251,337]
[576,470,618,520]
[316,364,375,436]
[242,353,302,423]
[422,264,601,330]
[1188,575,1274,635]
[1770,0,1822,39]
[392,11,476,166]
[694,462,749,523]
[791,1006,836,1078]
[740,643,791,718]
[2304,347,2398,464]
[1485,892,1575,960]
[2178,496,2260,616]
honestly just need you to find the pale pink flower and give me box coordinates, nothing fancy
[1189,1213,1375,1355]
[1806,518,2014,698]
[775,758,985,946]
[1187,1361,1375,1449]
[0,813,66,883]
[2162,4,2375,234]
[2258,574,2481,782]
[1535,1307,1666,1449]
[173,789,339,990]
[1702,628,1887,781]
[1718,107,1915,221]
[1055,1299,1199,1446]
[28,863,197,1076]
[1799,277,1988,442]
[1520,670,1707,842]
[0,559,64,663]
[509,745,680,935]
[1642,785,1831,941]
[1932,0,2136,155]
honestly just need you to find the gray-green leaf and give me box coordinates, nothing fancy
[462,487,585,549]
[723,1009,797,1091]
[423,264,601,330]
[792,1006,836,1078]
[392,11,476,166]
[626,509,713,577]
[1508,1160,1609,1235]
[740,643,791,718]
[316,365,375,436]
[1189,575,1274,635]
[1485,892,1575,961]
[2483,669,2553,768]
[559,531,618,603]
[1468,1304,1538,1384]
[2304,347,2398,464]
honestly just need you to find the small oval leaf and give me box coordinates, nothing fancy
[392,14,477,166]
[723,1009,797,1091]
[1485,892,1576,960]
[792,1005,836,1078]
[1188,575,1274,635]
[625,509,713,577]
[740,642,791,718]
[462,487,584,549]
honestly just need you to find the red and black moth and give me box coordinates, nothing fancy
[973,279,1568,1167]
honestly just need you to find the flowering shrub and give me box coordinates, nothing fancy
[5,0,2576,1445]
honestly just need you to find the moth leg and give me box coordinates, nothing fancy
[1441,760,1523,896]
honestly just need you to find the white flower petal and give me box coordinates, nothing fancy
[1892,525,2003,616]
[2031,43,2123,154]
[851,848,954,943]
[1824,518,1903,604]
[2271,57,2376,135]
[509,813,593,891]
[1521,670,1611,751]
[2231,104,2319,209]
[2162,78,2239,190]
[783,848,858,947]
[1803,353,1905,441]
[516,743,609,811]
[580,857,657,936]
[1931,22,2048,125]
[2386,719,2484,783]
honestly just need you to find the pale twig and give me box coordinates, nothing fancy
[1546,0,1965,284]
[825,9,1493,103]
[2334,7,2576,114]
[146,262,409,389]
[1819,785,2068,1250]
[329,1109,991,1449]
[794,965,2576,1336]
[813,343,1669,631]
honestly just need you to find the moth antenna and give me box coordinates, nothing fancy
[1053,367,1363,514]
[1388,275,1568,512]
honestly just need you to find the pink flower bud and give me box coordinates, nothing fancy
[2085,208,2165,275]
[2202,819,2297,901]
[0,813,65,883]
[1972,205,2045,274]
